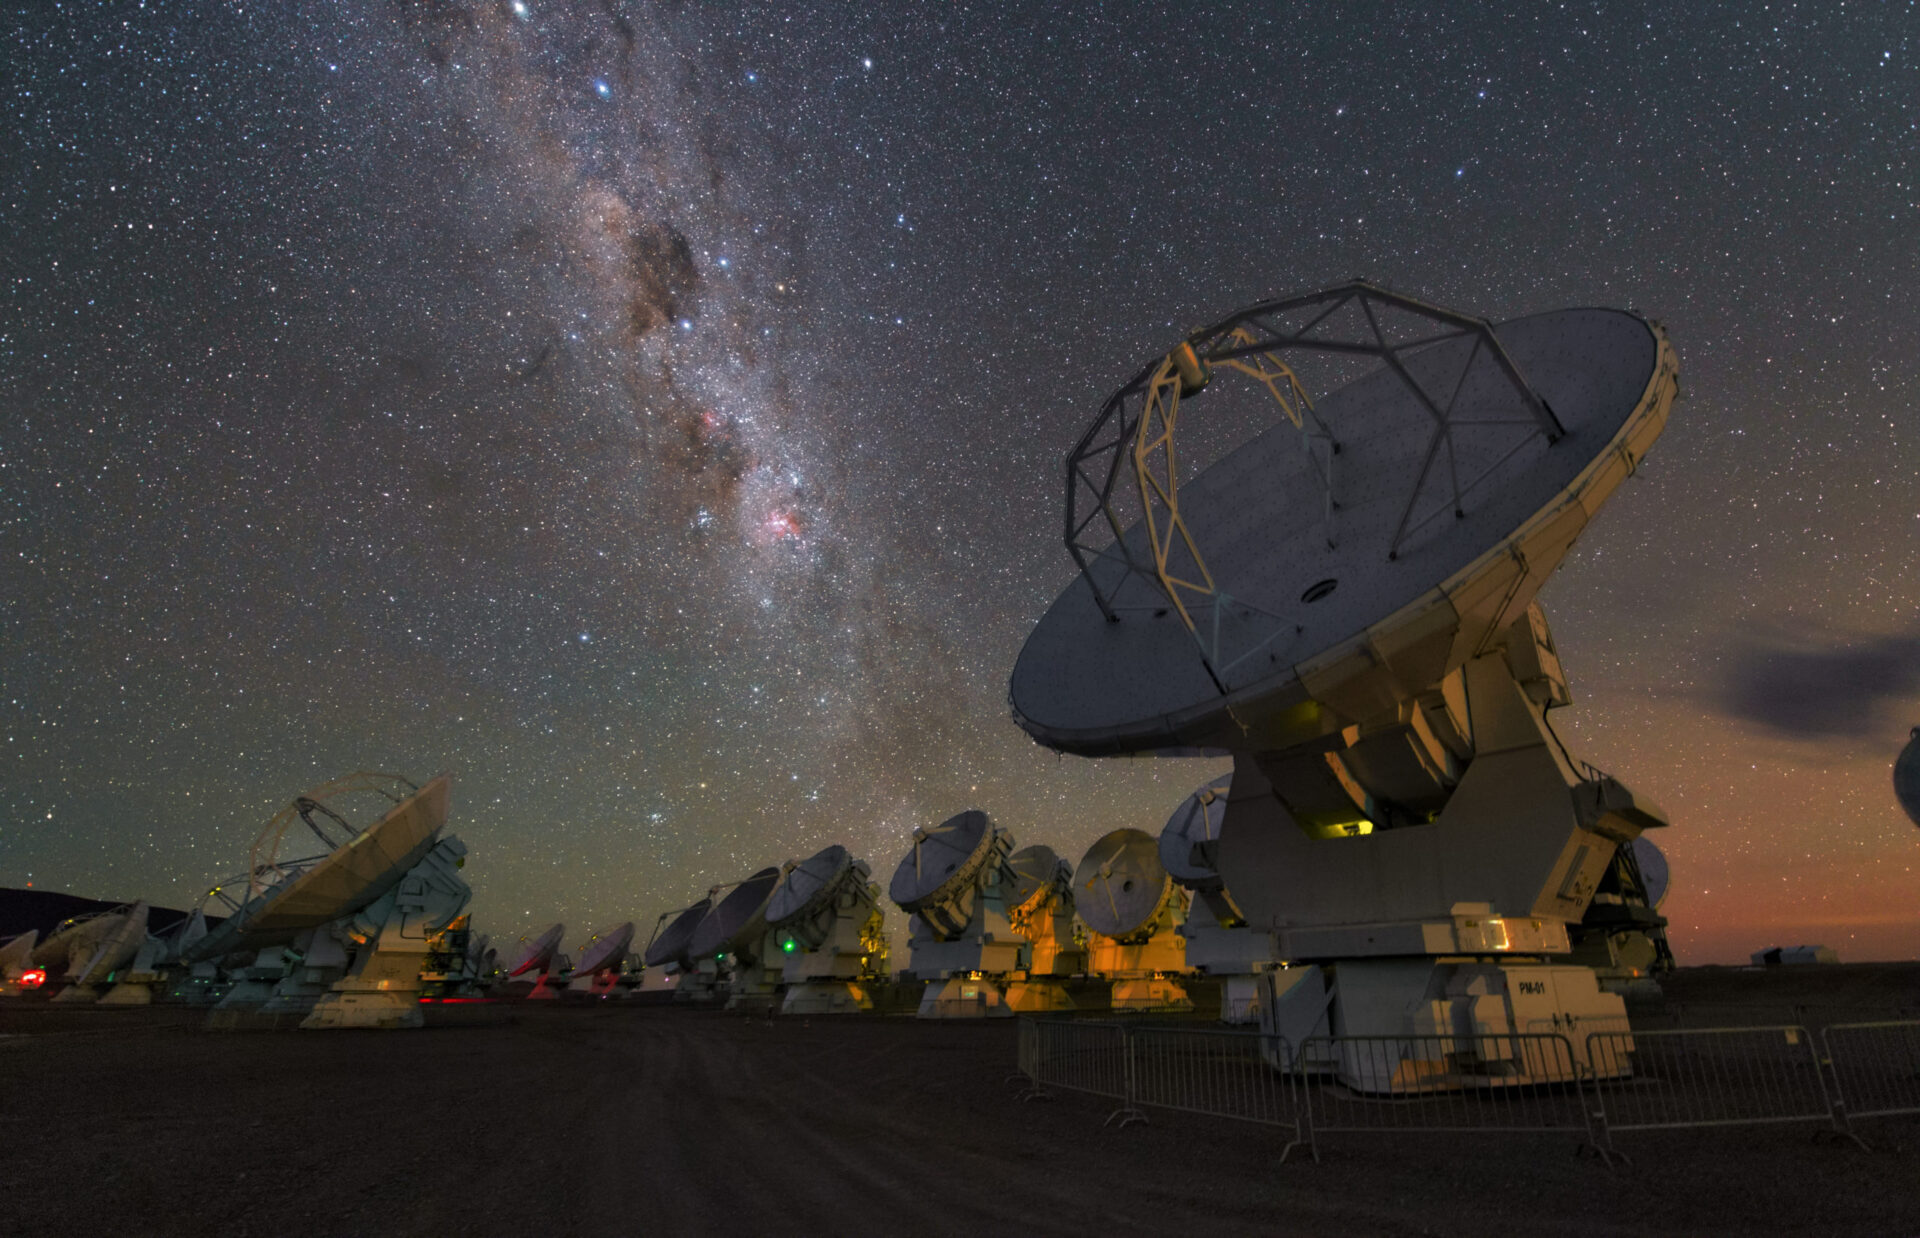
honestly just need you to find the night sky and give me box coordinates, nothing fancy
[6,2,1917,963]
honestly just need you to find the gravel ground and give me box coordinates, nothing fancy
[2,991,1917,1238]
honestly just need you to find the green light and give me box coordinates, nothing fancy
[782,939,796,953]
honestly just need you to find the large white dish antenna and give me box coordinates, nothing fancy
[767,845,856,929]
[890,810,1003,936]
[1896,728,1920,828]
[73,901,150,985]
[1159,775,1233,892]
[0,930,39,977]
[31,906,135,978]
[183,773,451,963]
[643,898,712,969]
[689,867,784,960]
[1074,828,1175,940]
[505,923,566,977]
[1012,285,1675,756]
[1629,837,1669,909]
[1007,845,1069,914]
[574,923,636,976]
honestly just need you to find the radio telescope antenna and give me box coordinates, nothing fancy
[500,923,568,999]
[1073,828,1193,1012]
[1002,844,1085,1013]
[688,866,789,1012]
[1160,776,1281,1022]
[181,773,470,1029]
[32,903,148,1005]
[1013,283,1678,1089]
[1,930,40,990]
[643,897,715,1000]
[765,844,887,1015]
[889,810,1024,1018]
[565,923,636,999]
[1897,728,1920,827]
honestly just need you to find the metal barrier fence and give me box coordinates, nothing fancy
[1127,1025,1306,1150]
[1017,1017,1920,1159]
[1824,1021,1920,1123]
[1020,1018,1132,1111]
[1295,1033,1595,1159]
[1583,1026,1834,1153]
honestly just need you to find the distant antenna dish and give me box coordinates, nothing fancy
[1006,844,1069,917]
[890,809,1002,937]
[1161,776,1281,1022]
[1,930,40,983]
[1073,828,1190,1010]
[69,898,150,982]
[505,923,566,978]
[1159,774,1234,897]
[565,922,636,999]
[1630,836,1670,909]
[1896,728,1920,828]
[31,903,145,1002]
[1001,843,1085,1013]
[767,844,857,930]
[687,866,790,1011]
[689,867,783,962]
[767,844,886,1015]
[890,811,1022,1017]
[644,898,713,970]
[1075,829,1177,941]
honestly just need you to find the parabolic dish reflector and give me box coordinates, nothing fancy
[184,774,452,962]
[1074,828,1175,939]
[889,810,998,913]
[644,898,713,968]
[574,922,636,975]
[689,867,785,959]
[1896,728,1920,828]
[1007,844,1067,914]
[1630,837,1670,909]
[1011,288,1675,755]
[767,845,856,928]
[1159,775,1233,891]
[32,908,132,974]
[506,924,565,976]
[506,923,566,977]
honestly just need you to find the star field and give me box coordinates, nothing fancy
[4,1,1917,961]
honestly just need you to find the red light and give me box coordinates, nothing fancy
[18,969,47,989]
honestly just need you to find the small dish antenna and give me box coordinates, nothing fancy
[889,810,1024,1018]
[1002,844,1085,1013]
[1897,728,1920,828]
[32,903,148,1004]
[643,897,715,1000]
[1161,776,1281,1022]
[687,866,788,1011]
[1,930,40,989]
[766,844,887,1014]
[1073,828,1192,1011]
[566,923,636,999]
[498,924,566,1001]
[1012,284,1680,1086]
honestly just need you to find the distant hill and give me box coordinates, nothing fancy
[0,888,219,941]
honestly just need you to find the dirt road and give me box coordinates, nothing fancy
[2,1003,1915,1237]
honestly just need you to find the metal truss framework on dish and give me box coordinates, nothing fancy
[1014,281,1681,1088]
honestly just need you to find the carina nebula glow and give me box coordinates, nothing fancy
[4,2,1917,962]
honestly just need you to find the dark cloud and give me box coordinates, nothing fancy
[1719,627,1920,739]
